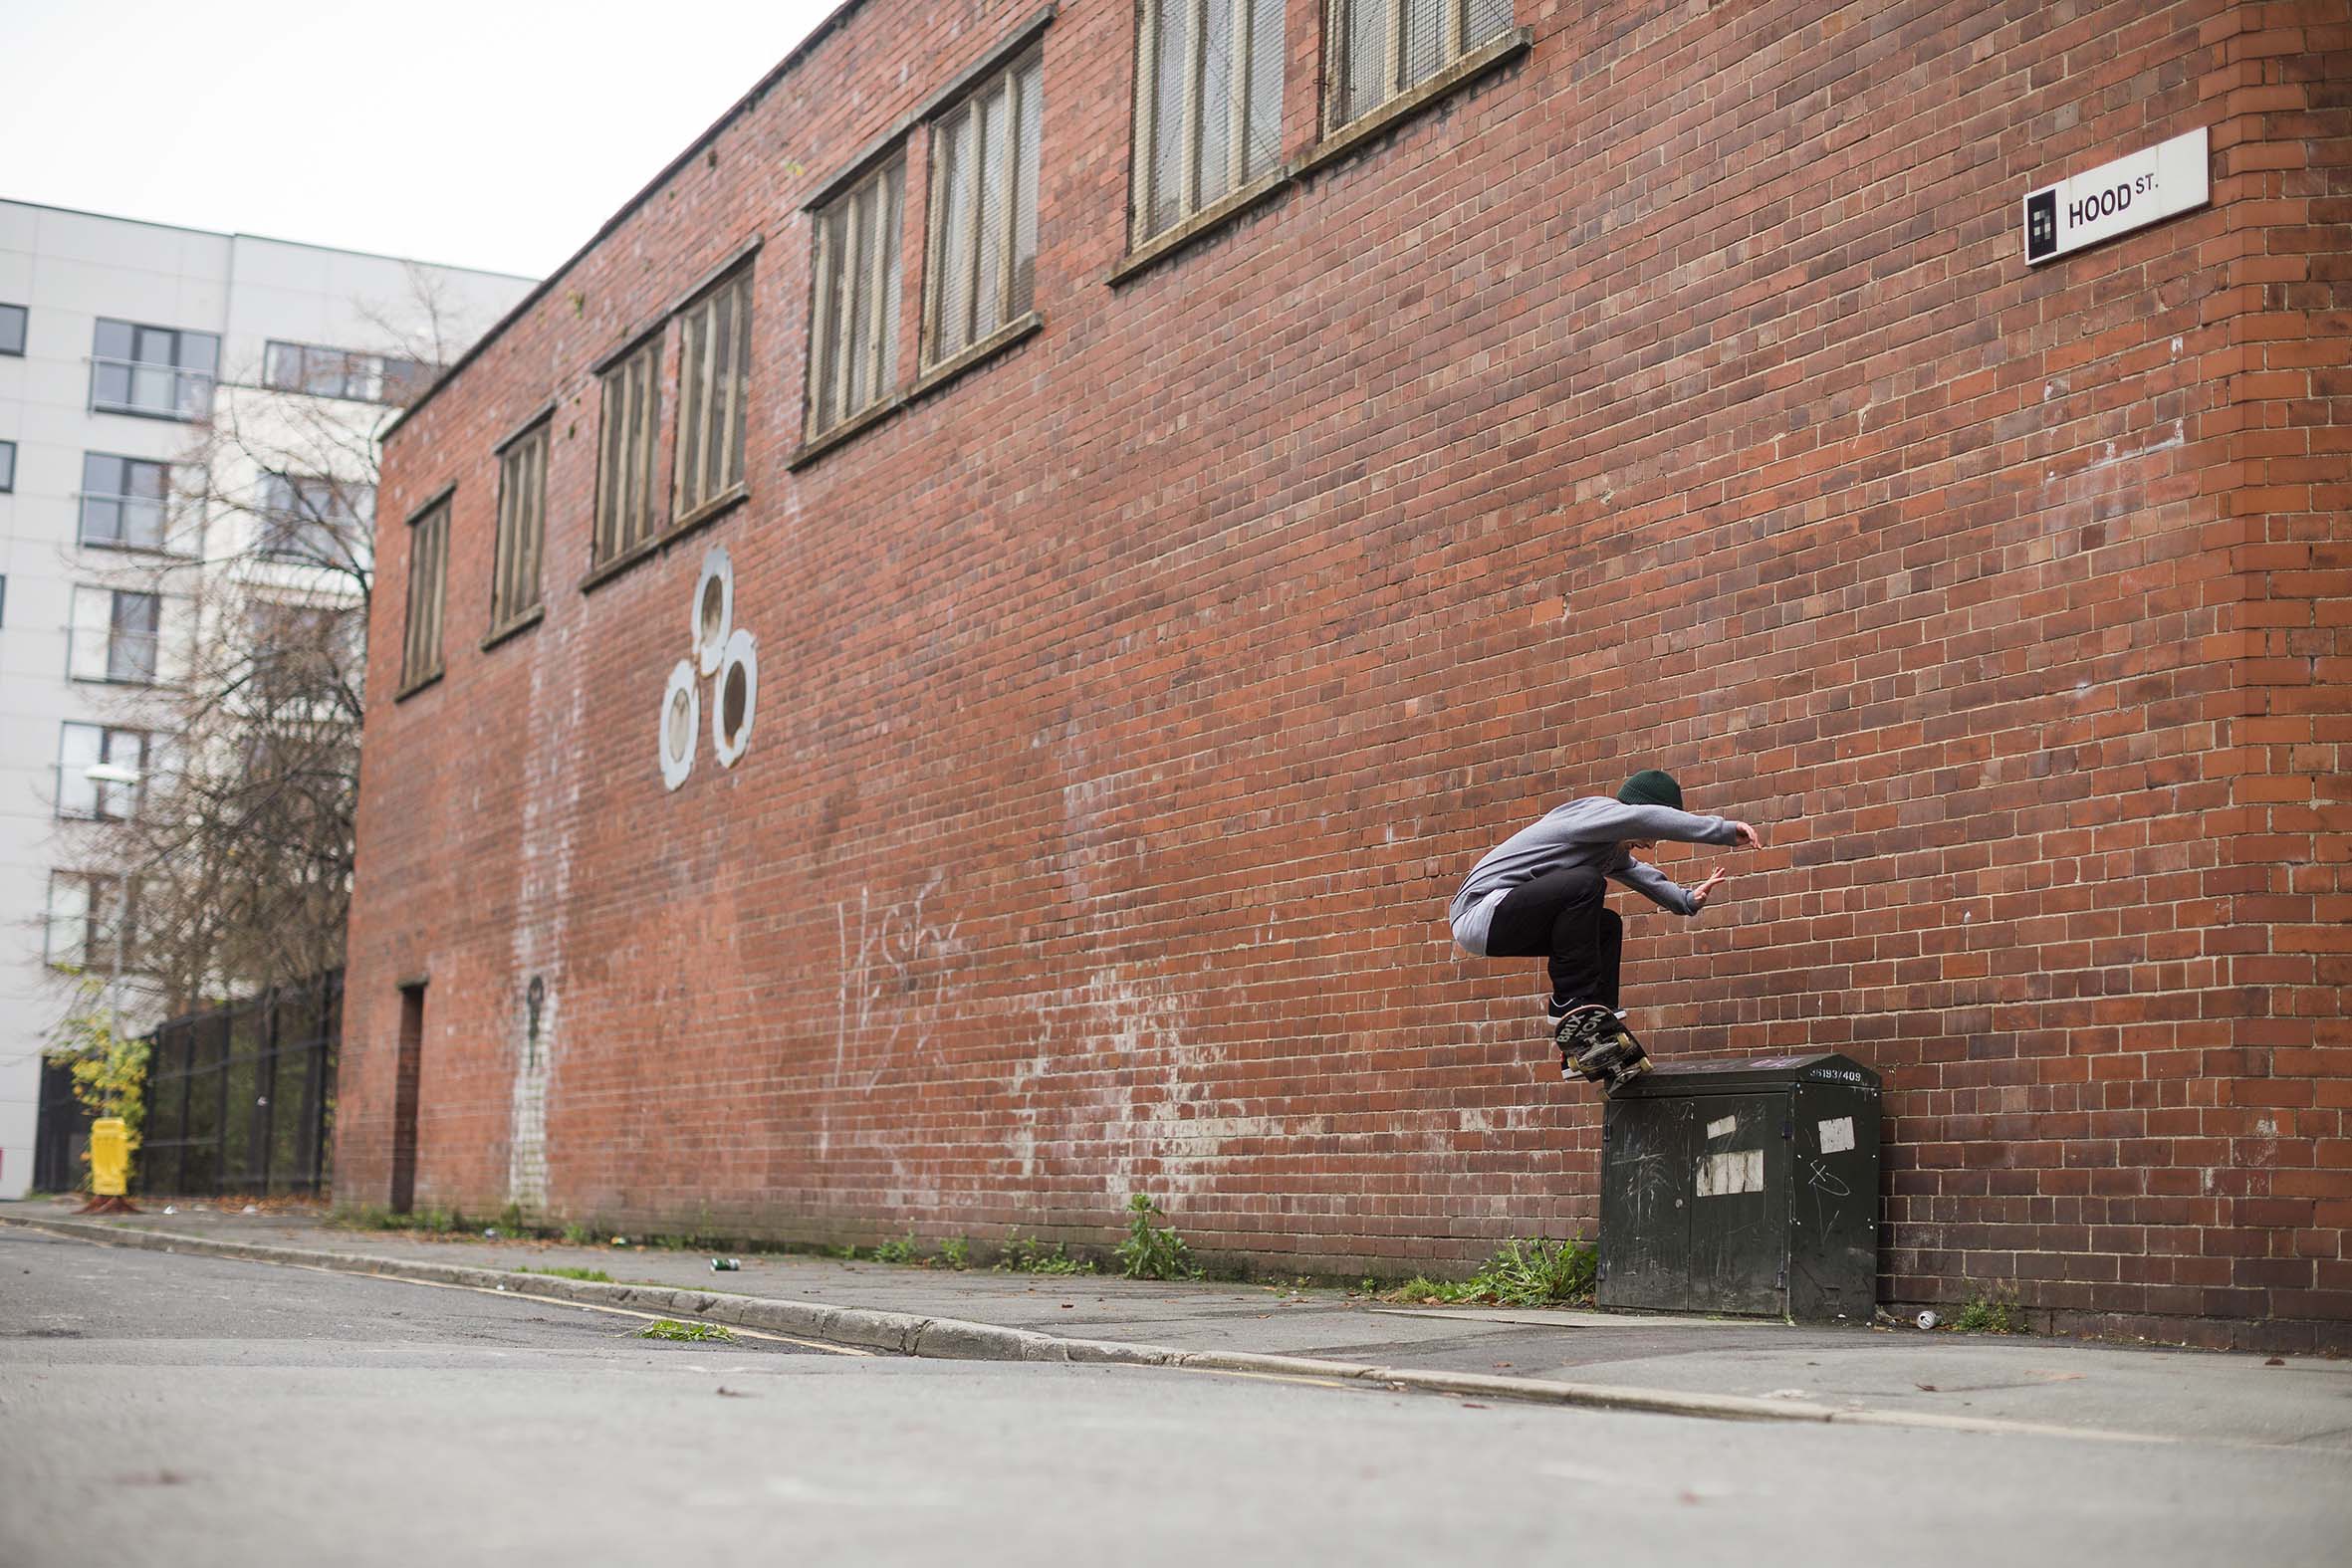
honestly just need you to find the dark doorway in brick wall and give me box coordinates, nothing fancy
[390,983,424,1214]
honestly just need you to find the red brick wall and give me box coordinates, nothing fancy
[344,0,2350,1351]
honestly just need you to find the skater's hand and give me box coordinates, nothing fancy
[1729,820,1762,850]
[1690,868,1730,910]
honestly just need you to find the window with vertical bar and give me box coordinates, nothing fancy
[924,48,1044,368]
[257,472,372,565]
[1327,0,1512,129]
[593,337,663,562]
[400,496,449,691]
[807,158,905,440]
[46,871,136,973]
[57,723,154,821]
[674,268,754,517]
[492,423,549,630]
[1132,0,1284,247]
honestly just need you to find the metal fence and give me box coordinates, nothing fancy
[32,1058,91,1194]
[136,972,341,1197]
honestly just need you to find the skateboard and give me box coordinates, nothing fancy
[1553,1005,1652,1093]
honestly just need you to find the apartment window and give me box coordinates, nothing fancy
[491,422,549,630]
[806,157,904,440]
[80,453,178,552]
[674,270,753,517]
[91,318,218,419]
[0,439,14,492]
[263,340,434,405]
[46,871,135,973]
[925,52,1044,367]
[593,338,662,562]
[68,586,173,685]
[250,600,361,711]
[400,495,450,691]
[1328,0,1513,128]
[1133,0,1285,245]
[259,472,372,564]
[0,303,25,355]
[57,724,153,820]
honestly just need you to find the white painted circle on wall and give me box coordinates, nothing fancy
[659,658,699,790]
[713,629,758,768]
[692,545,734,677]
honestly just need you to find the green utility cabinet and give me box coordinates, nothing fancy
[1597,1053,1882,1322]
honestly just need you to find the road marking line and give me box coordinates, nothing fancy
[1182,1368,1358,1391]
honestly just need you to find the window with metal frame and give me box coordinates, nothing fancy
[57,723,153,821]
[67,586,172,685]
[79,453,178,553]
[400,496,450,690]
[262,340,434,405]
[806,157,905,440]
[492,422,549,629]
[258,472,372,565]
[1327,0,1512,129]
[674,269,753,518]
[593,337,663,562]
[1132,0,1285,247]
[91,318,218,419]
[0,439,14,492]
[45,870,135,973]
[0,303,24,355]
[925,49,1044,367]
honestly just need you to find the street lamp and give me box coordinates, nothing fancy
[74,759,143,1214]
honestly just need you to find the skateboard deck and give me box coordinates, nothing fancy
[1554,1006,1653,1094]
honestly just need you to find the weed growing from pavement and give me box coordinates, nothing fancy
[1953,1284,2024,1334]
[520,1266,613,1283]
[1377,1238,1597,1309]
[870,1232,922,1264]
[995,1232,1096,1275]
[1114,1194,1200,1280]
[940,1236,970,1269]
[632,1318,735,1343]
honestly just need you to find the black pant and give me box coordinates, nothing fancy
[1485,865,1621,1010]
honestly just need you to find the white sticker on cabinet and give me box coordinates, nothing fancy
[1818,1117,1856,1154]
[1697,1149,1764,1197]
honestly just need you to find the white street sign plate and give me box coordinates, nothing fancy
[2023,126,2210,265]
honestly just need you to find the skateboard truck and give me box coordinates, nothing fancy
[1554,1007,1651,1093]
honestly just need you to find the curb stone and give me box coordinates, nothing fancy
[0,1214,2169,1443]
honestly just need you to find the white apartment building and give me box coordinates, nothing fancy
[0,201,534,1198]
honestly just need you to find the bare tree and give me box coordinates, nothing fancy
[60,278,466,1013]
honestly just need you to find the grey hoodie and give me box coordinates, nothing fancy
[1448,797,1740,956]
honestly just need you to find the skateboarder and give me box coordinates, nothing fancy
[1448,770,1760,1085]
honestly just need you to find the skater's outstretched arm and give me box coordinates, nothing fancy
[1552,800,1745,847]
[1609,820,1762,915]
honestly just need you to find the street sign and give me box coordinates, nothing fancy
[2023,126,2209,265]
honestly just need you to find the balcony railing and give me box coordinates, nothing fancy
[90,355,213,420]
[79,491,192,555]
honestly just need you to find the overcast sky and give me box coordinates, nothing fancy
[2,0,844,281]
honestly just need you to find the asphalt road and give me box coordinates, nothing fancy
[2,1227,2343,1567]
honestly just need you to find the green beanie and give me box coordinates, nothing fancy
[1617,770,1683,810]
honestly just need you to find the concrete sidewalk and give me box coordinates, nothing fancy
[5,1198,2343,1450]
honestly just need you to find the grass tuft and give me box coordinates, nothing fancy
[1953,1284,2024,1334]
[1376,1238,1596,1308]
[994,1232,1095,1275]
[632,1318,734,1343]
